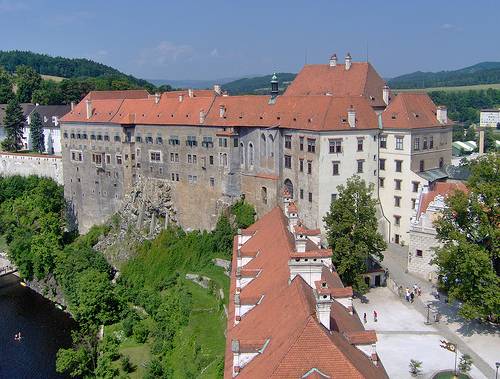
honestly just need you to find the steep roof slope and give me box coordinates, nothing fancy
[284,63,387,107]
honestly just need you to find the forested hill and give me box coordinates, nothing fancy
[222,72,296,95]
[0,50,151,87]
[388,62,500,89]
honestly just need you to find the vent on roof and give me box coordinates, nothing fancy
[293,117,297,121]
[391,114,396,119]
[277,116,280,120]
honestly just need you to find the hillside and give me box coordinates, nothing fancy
[388,62,500,89]
[0,50,152,87]
[222,72,296,95]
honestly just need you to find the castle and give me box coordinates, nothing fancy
[60,53,453,243]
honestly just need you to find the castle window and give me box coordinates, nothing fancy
[169,136,180,145]
[106,154,111,164]
[419,160,425,172]
[116,155,122,165]
[202,136,213,148]
[300,189,304,199]
[412,181,419,192]
[332,161,340,176]
[329,139,342,153]
[210,177,215,187]
[219,137,228,148]
[70,150,83,162]
[416,249,423,257]
[150,151,162,162]
[394,179,402,190]
[299,159,304,172]
[380,135,387,149]
[63,132,68,139]
[308,192,313,202]
[136,135,142,143]
[284,155,292,169]
[379,177,385,188]
[439,157,444,168]
[90,134,96,140]
[357,159,364,173]
[156,136,163,145]
[248,143,254,166]
[284,135,292,149]
[299,137,304,151]
[357,138,364,152]
[307,139,316,153]
[423,137,428,150]
[104,135,109,141]
[394,215,401,226]
[395,136,404,150]
[414,137,420,151]
[307,160,312,174]
[209,155,214,165]
[97,134,103,141]
[379,159,386,171]
[187,136,198,147]
[92,153,103,166]
[114,135,120,142]
[261,187,268,204]
[82,133,87,139]
[411,198,416,209]
[145,136,153,144]
[395,160,403,172]
[430,136,434,149]
[394,196,401,207]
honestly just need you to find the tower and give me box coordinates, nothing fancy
[270,73,279,97]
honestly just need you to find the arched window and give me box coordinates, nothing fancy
[260,133,266,157]
[239,142,245,166]
[284,179,294,198]
[248,142,254,167]
[268,134,274,157]
[439,157,444,168]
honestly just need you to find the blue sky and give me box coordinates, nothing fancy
[0,0,498,80]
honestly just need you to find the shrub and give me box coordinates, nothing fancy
[120,356,134,373]
[409,359,423,376]
[458,354,473,374]
[231,200,255,228]
[122,312,139,338]
[133,321,149,343]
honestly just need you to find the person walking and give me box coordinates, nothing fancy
[405,287,410,302]
[410,291,415,303]
[373,310,378,322]
[363,312,367,324]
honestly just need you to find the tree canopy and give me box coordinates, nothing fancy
[0,67,14,103]
[433,154,500,320]
[29,111,44,153]
[1,98,25,151]
[323,176,387,292]
[15,65,42,103]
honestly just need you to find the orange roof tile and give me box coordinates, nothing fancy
[344,330,378,345]
[382,92,454,129]
[284,63,387,108]
[84,89,149,100]
[417,181,468,217]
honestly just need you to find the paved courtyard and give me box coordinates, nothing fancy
[355,287,496,379]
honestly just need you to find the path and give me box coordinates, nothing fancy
[373,246,499,378]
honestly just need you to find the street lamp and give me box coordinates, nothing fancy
[495,361,500,379]
[425,304,431,325]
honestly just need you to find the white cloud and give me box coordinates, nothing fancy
[0,0,29,12]
[139,41,194,66]
[441,23,454,30]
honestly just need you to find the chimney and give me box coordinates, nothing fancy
[383,85,390,105]
[85,99,93,119]
[222,90,229,97]
[70,101,75,111]
[188,88,194,98]
[214,84,222,95]
[199,109,205,124]
[178,94,183,102]
[348,106,356,128]
[154,93,161,104]
[329,53,337,67]
[345,53,352,70]
[219,104,225,118]
[234,293,241,324]
[295,232,307,253]
[316,290,333,330]
[437,106,447,124]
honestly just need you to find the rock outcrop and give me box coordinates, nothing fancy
[94,177,177,265]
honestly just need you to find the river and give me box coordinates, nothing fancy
[0,274,76,379]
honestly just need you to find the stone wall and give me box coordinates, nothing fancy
[408,227,439,282]
[0,152,63,184]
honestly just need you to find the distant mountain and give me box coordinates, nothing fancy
[148,77,241,90]
[0,50,152,87]
[222,73,297,95]
[388,62,500,89]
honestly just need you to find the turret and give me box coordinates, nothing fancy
[270,73,279,97]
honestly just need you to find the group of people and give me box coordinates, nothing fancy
[405,284,422,303]
[363,310,378,323]
[14,332,22,341]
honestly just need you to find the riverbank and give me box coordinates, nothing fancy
[0,274,76,378]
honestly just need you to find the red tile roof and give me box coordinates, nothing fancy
[382,92,453,129]
[84,90,149,100]
[417,182,468,217]
[284,63,387,108]
[225,207,388,379]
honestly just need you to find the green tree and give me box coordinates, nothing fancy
[56,346,93,378]
[231,199,256,228]
[409,359,423,376]
[212,215,234,256]
[1,98,25,151]
[484,128,496,152]
[458,354,473,374]
[452,124,465,142]
[433,154,500,319]
[0,67,14,103]
[29,111,45,153]
[323,176,387,292]
[15,65,41,103]
[464,125,476,142]
[31,79,63,105]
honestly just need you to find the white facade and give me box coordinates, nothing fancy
[23,114,63,155]
[479,109,500,128]
[318,130,379,231]
[378,128,452,245]
[0,152,63,184]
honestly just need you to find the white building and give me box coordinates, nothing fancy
[408,182,467,281]
[479,108,500,128]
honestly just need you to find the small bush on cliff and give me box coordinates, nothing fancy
[231,199,256,229]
